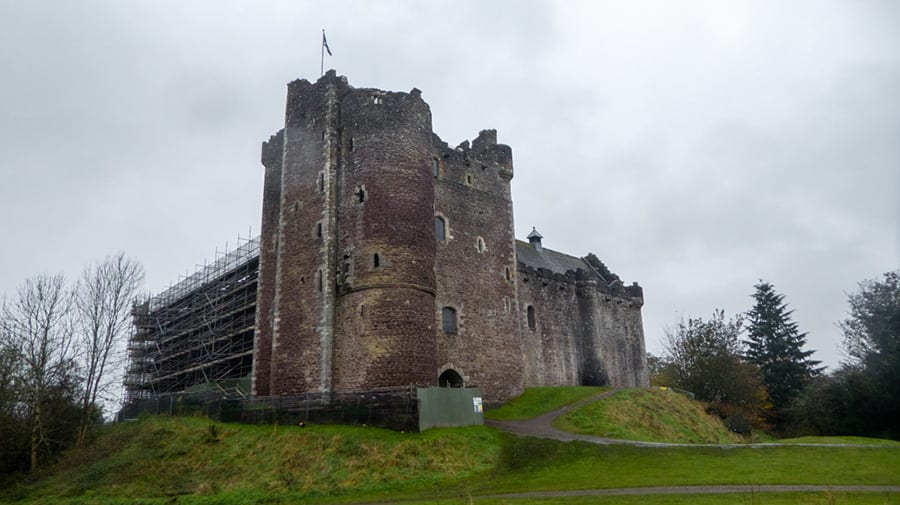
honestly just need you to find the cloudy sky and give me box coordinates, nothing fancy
[1,0,897,369]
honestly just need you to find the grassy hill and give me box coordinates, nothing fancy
[553,388,747,444]
[3,388,899,504]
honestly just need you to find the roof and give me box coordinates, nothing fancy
[515,240,588,276]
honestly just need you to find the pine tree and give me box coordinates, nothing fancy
[745,281,820,415]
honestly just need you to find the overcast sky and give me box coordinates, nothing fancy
[1,0,897,370]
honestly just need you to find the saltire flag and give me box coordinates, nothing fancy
[323,31,332,56]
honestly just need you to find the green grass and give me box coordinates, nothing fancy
[777,436,900,446]
[553,388,744,444]
[5,414,899,505]
[417,493,900,504]
[467,436,900,495]
[5,416,502,504]
[485,386,608,420]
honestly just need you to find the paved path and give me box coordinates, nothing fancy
[486,388,898,448]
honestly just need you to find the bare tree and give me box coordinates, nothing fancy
[73,253,143,444]
[1,273,77,471]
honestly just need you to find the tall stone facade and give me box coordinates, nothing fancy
[252,71,648,403]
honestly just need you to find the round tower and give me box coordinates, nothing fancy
[332,86,438,391]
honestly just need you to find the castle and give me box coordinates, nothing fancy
[250,71,648,403]
[123,72,647,408]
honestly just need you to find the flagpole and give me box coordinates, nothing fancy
[321,29,325,77]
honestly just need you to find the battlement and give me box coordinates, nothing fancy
[260,129,284,167]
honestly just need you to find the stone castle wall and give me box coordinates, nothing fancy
[251,71,648,402]
[433,131,523,402]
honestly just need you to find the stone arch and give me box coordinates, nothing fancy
[438,368,464,388]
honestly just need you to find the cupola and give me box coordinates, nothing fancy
[527,227,543,252]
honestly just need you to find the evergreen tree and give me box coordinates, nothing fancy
[744,281,820,415]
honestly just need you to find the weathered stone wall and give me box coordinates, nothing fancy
[332,86,437,391]
[516,250,649,389]
[251,72,648,403]
[433,131,523,403]
[517,268,583,386]
[590,289,648,387]
[251,130,283,396]
[264,74,346,395]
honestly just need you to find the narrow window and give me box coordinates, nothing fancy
[349,137,354,151]
[318,172,324,192]
[527,305,536,330]
[373,253,380,268]
[505,266,512,281]
[435,216,446,242]
[441,307,458,334]
[476,237,485,253]
[466,174,473,185]
[316,222,323,238]
[356,186,367,203]
[432,158,439,177]
[317,270,323,292]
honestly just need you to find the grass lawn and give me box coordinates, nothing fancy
[416,492,900,504]
[777,436,900,446]
[466,435,900,496]
[485,386,607,421]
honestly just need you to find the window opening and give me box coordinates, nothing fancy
[435,216,446,242]
[317,270,323,292]
[476,237,485,253]
[349,137,354,151]
[441,307,458,334]
[373,253,380,268]
[466,174,473,185]
[316,223,322,238]
[318,173,324,192]
[527,305,536,330]
[432,158,439,177]
[356,186,367,203]
[505,267,511,281]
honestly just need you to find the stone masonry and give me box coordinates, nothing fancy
[251,72,648,404]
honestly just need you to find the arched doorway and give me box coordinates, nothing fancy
[438,369,464,388]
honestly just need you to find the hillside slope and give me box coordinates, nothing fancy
[553,388,746,444]
[4,393,899,504]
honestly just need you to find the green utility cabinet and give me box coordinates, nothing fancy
[417,387,484,431]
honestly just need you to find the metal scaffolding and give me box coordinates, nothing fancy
[123,236,261,403]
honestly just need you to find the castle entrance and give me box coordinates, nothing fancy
[438,369,464,388]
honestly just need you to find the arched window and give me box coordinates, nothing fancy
[439,369,464,388]
[441,306,457,334]
[527,305,536,330]
[435,216,446,242]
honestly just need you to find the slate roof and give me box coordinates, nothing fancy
[515,240,589,276]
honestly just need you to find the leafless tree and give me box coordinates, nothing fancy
[0,273,77,471]
[73,253,143,444]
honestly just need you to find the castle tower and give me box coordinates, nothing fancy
[252,71,438,396]
[433,129,524,402]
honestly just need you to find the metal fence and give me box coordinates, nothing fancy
[117,387,420,431]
